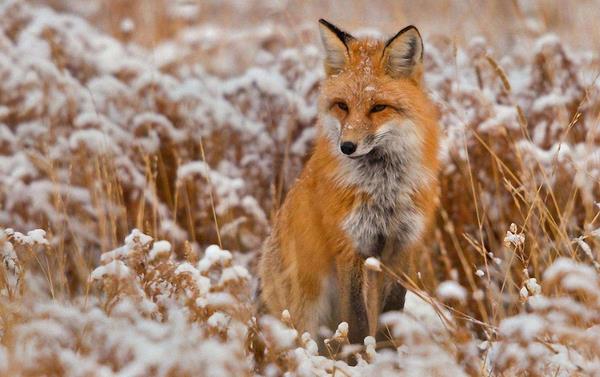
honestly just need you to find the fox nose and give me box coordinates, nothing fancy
[340,141,357,155]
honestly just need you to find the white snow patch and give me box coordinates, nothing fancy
[436,280,467,302]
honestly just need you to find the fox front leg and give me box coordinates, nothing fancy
[382,279,406,312]
[379,238,409,313]
[362,236,396,336]
[348,268,370,344]
[349,234,388,343]
[338,258,370,344]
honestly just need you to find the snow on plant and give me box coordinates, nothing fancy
[489,258,600,375]
[0,0,319,261]
[436,280,467,303]
[364,257,382,272]
[2,0,600,376]
[504,223,525,248]
[1,228,256,375]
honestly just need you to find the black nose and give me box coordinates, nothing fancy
[340,141,357,155]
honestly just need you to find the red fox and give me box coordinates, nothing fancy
[258,19,440,344]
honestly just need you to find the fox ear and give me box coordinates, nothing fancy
[318,19,354,75]
[383,25,423,82]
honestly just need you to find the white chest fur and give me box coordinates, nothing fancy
[334,124,429,257]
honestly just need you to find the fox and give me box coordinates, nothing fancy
[258,19,440,345]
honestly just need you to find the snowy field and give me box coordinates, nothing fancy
[2,0,600,376]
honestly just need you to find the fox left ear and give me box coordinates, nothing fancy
[319,19,354,75]
[383,25,424,82]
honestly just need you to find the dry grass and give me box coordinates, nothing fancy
[1,0,600,376]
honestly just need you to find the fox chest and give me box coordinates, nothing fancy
[340,154,425,258]
[343,194,423,258]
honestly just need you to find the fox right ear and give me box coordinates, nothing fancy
[383,25,424,82]
[318,19,354,75]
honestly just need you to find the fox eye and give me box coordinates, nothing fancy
[335,102,348,112]
[370,104,387,113]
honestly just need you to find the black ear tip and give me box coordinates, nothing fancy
[318,19,331,28]
[318,19,354,44]
[401,25,421,37]
[385,24,424,52]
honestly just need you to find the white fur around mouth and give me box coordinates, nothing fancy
[344,148,376,159]
[346,153,367,159]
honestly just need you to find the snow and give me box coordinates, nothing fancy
[333,322,349,339]
[525,278,542,296]
[543,257,597,288]
[1,1,600,375]
[504,223,525,247]
[149,240,172,261]
[198,245,233,272]
[533,33,561,52]
[219,265,251,284]
[436,281,467,302]
[260,315,298,351]
[498,314,544,341]
[403,291,449,334]
[520,286,530,301]
[4,228,49,246]
[90,260,131,280]
[301,332,319,356]
[478,105,519,133]
[10,297,251,376]
[207,312,230,330]
[26,229,49,245]
[124,229,153,249]
[69,129,115,154]
[532,91,570,112]
[119,18,134,34]
[174,262,211,296]
[573,236,600,268]
[520,277,543,302]
[99,245,127,263]
[364,257,382,272]
[0,229,20,289]
[203,292,236,308]
[100,229,155,263]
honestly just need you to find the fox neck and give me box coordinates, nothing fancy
[319,124,430,257]
[337,144,412,201]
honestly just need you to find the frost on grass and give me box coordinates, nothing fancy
[10,226,600,376]
[90,259,132,280]
[4,228,49,246]
[485,257,600,375]
[1,230,254,376]
[2,0,600,376]
[436,280,467,303]
[149,240,172,261]
[0,0,319,258]
[504,223,525,248]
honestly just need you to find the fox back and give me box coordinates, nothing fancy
[258,19,440,346]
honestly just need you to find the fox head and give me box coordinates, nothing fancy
[317,19,438,164]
